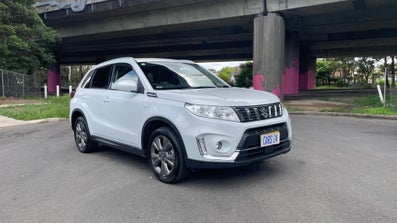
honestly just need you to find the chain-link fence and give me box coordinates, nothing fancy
[0,69,42,98]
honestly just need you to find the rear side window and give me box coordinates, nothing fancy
[81,70,95,88]
[111,63,133,83]
[90,65,112,89]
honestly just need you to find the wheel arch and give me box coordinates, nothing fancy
[70,109,86,130]
[141,117,187,160]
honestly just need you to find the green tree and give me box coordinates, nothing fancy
[338,57,355,84]
[356,57,376,86]
[235,62,252,88]
[0,0,60,74]
[316,59,335,86]
[217,66,235,84]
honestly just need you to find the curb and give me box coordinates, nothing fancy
[289,111,397,120]
[25,118,68,124]
[0,117,67,128]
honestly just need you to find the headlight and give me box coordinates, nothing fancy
[185,103,240,122]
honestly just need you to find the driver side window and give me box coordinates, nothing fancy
[110,63,138,91]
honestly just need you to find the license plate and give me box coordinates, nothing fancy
[260,131,280,147]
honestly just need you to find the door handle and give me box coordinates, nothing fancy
[103,97,111,103]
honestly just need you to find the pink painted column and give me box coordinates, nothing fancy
[47,65,61,93]
[283,32,299,95]
[299,48,316,90]
[253,13,285,100]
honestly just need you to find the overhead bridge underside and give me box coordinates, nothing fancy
[38,0,397,64]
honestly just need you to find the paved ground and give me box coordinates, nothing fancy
[1,115,397,223]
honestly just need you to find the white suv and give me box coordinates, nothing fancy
[70,57,292,183]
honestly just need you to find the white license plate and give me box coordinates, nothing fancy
[260,131,280,147]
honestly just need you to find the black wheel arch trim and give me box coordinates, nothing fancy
[142,117,188,162]
[71,108,87,130]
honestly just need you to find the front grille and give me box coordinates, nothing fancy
[235,141,291,162]
[237,123,288,150]
[233,102,283,122]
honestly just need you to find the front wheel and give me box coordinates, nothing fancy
[148,127,189,183]
[74,117,98,153]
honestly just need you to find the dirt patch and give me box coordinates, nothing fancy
[0,97,41,106]
[284,99,352,112]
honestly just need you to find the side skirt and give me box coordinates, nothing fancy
[91,136,146,158]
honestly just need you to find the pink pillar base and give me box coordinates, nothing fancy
[283,58,299,95]
[47,69,61,93]
[299,71,316,90]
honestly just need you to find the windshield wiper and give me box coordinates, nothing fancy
[188,86,217,89]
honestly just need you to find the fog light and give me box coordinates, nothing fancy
[216,141,222,150]
[196,137,207,155]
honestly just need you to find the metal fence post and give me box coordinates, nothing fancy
[22,74,25,98]
[1,69,4,97]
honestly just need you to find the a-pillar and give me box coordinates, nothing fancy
[299,47,316,90]
[47,64,61,93]
[283,32,300,95]
[253,13,285,99]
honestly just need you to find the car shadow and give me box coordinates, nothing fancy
[183,160,286,186]
[93,145,288,187]
[94,145,149,168]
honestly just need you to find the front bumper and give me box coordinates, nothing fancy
[185,122,291,169]
[186,141,291,169]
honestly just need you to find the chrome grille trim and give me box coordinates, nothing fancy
[233,102,283,122]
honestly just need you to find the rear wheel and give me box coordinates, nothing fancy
[74,117,98,153]
[148,127,189,183]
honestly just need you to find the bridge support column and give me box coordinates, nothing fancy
[253,13,285,99]
[283,32,300,95]
[299,48,316,90]
[47,64,61,93]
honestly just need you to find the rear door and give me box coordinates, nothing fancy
[81,65,113,138]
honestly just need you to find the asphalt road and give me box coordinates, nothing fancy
[1,115,397,223]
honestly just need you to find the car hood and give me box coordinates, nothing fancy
[155,87,280,106]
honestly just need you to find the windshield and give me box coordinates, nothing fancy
[137,61,229,90]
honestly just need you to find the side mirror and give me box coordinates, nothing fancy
[112,79,138,92]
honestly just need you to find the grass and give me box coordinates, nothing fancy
[321,94,397,116]
[0,95,70,120]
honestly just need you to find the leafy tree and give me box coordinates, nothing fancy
[379,56,396,88]
[0,0,60,74]
[235,62,252,88]
[356,57,376,85]
[217,66,235,84]
[316,59,335,86]
[335,57,355,85]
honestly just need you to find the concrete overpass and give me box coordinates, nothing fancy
[36,0,397,97]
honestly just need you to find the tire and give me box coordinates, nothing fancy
[73,117,98,153]
[148,127,189,183]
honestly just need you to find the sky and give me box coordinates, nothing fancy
[198,61,247,72]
